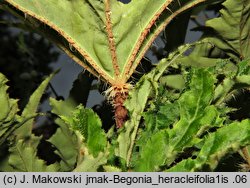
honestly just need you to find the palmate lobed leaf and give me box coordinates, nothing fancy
[3,0,210,85]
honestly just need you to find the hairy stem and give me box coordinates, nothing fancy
[104,0,120,77]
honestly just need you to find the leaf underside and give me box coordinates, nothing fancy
[3,0,210,85]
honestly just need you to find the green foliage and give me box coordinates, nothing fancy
[135,130,169,171]
[131,68,222,171]
[205,0,250,60]
[0,73,18,145]
[168,119,250,172]
[8,139,59,172]
[47,118,78,171]
[14,72,56,139]
[181,0,250,67]
[1,54,250,172]
[0,72,54,143]
[124,60,250,171]
[116,44,196,165]
[103,165,122,172]
[48,98,79,171]
[61,105,107,158]
[0,72,55,171]
[1,0,250,172]
[48,98,109,171]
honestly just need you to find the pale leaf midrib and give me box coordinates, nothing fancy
[126,0,207,82]
[104,0,120,78]
[122,0,174,81]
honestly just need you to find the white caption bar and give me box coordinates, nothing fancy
[0,172,249,188]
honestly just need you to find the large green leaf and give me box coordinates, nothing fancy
[165,69,225,165]
[3,0,209,85]
[132,61,250,171]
